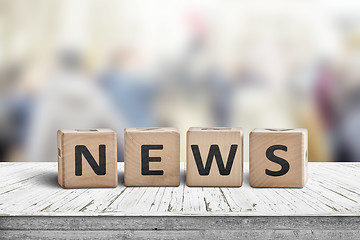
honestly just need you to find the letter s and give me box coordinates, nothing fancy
[265,145,290,177]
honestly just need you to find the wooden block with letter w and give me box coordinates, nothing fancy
[186,127,243,187]
[57,129,117,188]
[249,128,308,188]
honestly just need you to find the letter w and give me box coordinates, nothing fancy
[191,145,238,175]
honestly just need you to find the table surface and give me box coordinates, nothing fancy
[1,162,359,217]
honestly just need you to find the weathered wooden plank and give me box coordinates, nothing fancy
[2,229,360,240]
[1,216,360,230]
[0,163,359,216]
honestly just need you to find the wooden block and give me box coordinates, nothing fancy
[186,127,243,187]
[124,128,180,187]
[57,129,117,188]
[249,128,308,188]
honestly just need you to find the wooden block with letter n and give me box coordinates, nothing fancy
[124,128,180,186]
[249,128,308,188]
[186,127,243,187]
[57,129,117,188]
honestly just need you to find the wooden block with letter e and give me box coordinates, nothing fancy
[249,128,308,188]
[57,129,117,188]
[124,128,180,187]
[186,127,243,187]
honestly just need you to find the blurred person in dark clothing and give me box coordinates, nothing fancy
[0,64,35,162]
[336,88,360,162]
[155,9,234,128]
[206,67,233,127]
[26,50,125,162]
[99,49,158,128]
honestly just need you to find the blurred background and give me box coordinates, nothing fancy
[1,0,360,162]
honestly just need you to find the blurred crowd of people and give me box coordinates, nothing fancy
[1,0,360,162]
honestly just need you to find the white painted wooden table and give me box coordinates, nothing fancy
[0,162,359,239]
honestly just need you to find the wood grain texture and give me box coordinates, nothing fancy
[250,128,308,188]
[2,228,360,240]
[124,128,180,187]
[57,129,117,189]
[0,162,360,239]
[0,162,359,216]
[186,127,243,187]
[2,216,360,230]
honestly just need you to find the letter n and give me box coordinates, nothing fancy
[75,145,106,176]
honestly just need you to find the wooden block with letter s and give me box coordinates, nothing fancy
[249,128,308,188]
[57,129,118,188]
[186,127,243,187]
[124,127,180,187]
